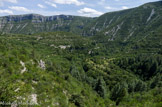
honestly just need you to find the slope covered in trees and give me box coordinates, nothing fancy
[0,1,162,107]
[0,31,161,106]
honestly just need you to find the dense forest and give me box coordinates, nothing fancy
[0,1,162,107]
[0,31,161,106]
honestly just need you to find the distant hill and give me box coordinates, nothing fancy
[0,1,162,106]
[84,1,162,41]
[0,14,94,35]
[0,1,161,53]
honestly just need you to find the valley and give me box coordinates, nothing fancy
[0,1,161,107]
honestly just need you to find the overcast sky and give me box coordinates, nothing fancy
[0,0,160,17]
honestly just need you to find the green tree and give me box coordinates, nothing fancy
[111,82,128,105]
[69,94,84,107]
[95,77,107,98]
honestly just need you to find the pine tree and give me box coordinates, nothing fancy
[111,82,128,105]
[95,77,107,98]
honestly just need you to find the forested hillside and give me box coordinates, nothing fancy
[0,31,161,106]
[0,1,161,107]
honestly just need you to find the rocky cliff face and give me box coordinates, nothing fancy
[3,14,75,22]
[83,1,162,41]
[0,14,93,35]
[0,1,161,42]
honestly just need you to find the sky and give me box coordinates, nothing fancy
[0,0,160,17]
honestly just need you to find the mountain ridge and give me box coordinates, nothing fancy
[0,14,94,35]
[0,1,162,38]
[0,1,161,106]
[0,1,161,37]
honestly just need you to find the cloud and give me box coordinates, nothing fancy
[3,0,18,3]
[45,1,57,8]
[105,6,129,12]
[122,6,129,9]
[5,0,18,3]
[52,0,84,6]
[0,0,17,7]
[38,4,46,8]
[78,7,103,17]
[105,6,116,10]
[0,9,13,14]
[9,6,32,12]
